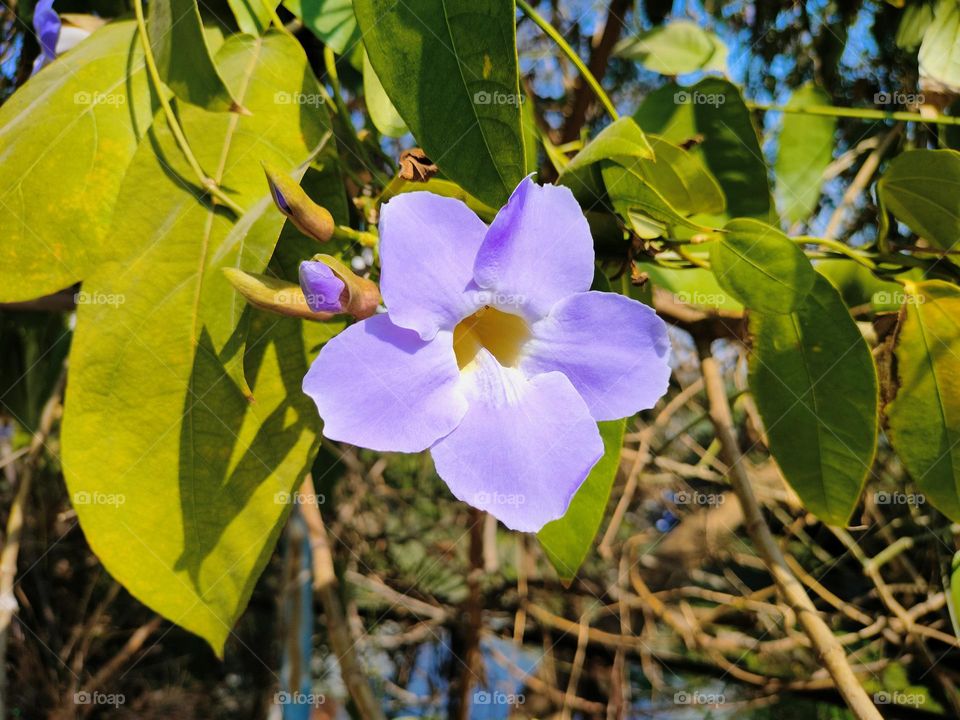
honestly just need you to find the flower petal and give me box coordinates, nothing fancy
[430,350,603,532]
[520,291,671,421]
[299,261,345,313]
[303,315,467,452]
[33,0,60,62]
[379,192,488,339]
[473,177,594,321]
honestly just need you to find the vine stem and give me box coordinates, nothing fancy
[749,101,960,126]
[696,339,883,720]
[132,0,245,216]
[516,0,619,122]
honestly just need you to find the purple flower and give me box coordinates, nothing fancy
[303,177,671,532]
[299,260,346,313]
[33,0,61,70]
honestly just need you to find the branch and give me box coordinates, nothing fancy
[695,338,883,720]
[298,475,386,720]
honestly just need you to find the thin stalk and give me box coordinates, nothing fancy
[323,46,381,182]
[132,0,244,215]
[795,236,877,270]
[517,0,619,121]
[749,101,960,126]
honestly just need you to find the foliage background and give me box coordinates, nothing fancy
[1,0,960,718]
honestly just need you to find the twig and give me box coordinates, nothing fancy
[298,475,386,720]
[0,367,66,720]
[696,338,883,720]
[823,124,902,240]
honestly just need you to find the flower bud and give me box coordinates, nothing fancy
[222,268,336,321]
[302,255,381,320]
[262,162,335,243]
[299,261,345,313]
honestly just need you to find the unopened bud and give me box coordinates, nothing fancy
[302,255,380,320]
[222,268,336,321]
[262,162,335,243]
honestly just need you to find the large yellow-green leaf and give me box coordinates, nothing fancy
[887,281,960,522]
[877,149,960,251]
[61,32,330,655]
[614,20,727,75]
[774,83,836,223]
[148,0,238,110]
[634,78,771,220]
[538,419,625,580]
[749,274,879,526]
[354,0,525,207]
[711,218,817,314]
[0,21,155,303]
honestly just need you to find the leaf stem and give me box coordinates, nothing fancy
[795,236,877,270]
[516,0,619,121]
[132,0,244,216]
[748,100,960,126]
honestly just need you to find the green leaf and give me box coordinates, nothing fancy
[919,0,960,92]
[887,281,960,522]
[614,20,727,75]
[559,117,653,203]
[814,260,906,312]
[0,21,155,303]
[354,0,525,207]
[520,89,539,175]
[774,83,836,223]
[643,264,742,312]
[896,1,935,50]
[148,0,238,110]
[224,0,272,35]
[749,274,879,526]
[60,32,330,655]
[635,78,771,220]
[283,0,360,55]
[538,419,625,580]
[362,50,408,137]
[711,218,817,314]
[637,136,725,217]
[877,149,960,251]
[600,160,709,238]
